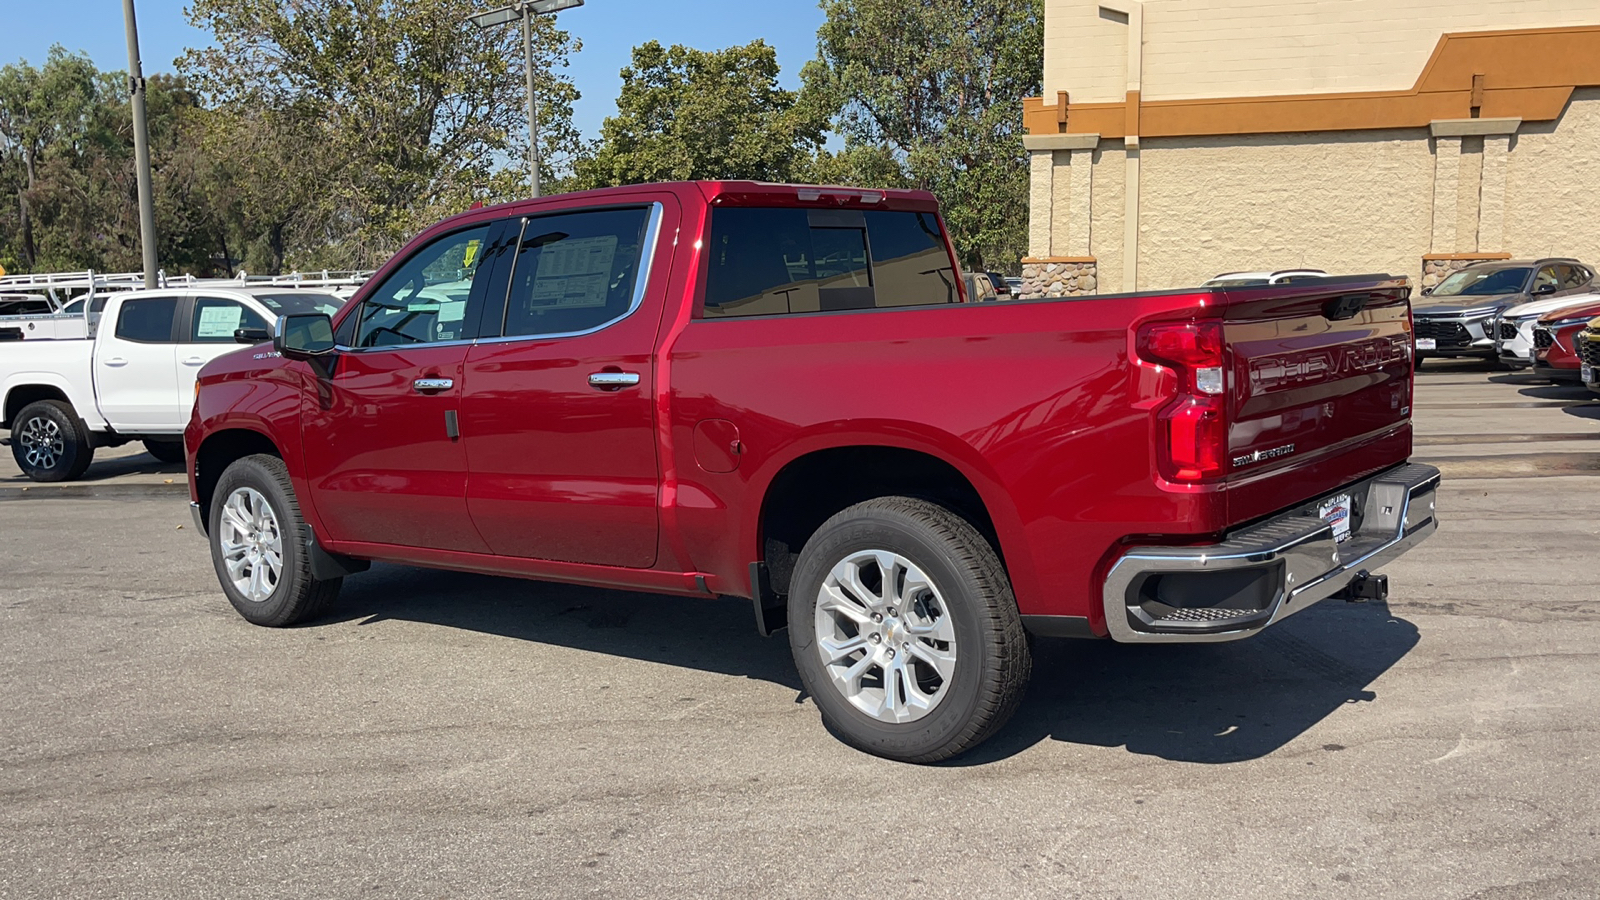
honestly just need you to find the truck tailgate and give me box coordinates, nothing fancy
[1220,277,1414,525]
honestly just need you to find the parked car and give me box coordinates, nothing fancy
[1004,275,1023,296]
[0,293,59,316]
[1,287,342,481]
[1201,269,1328,287]
[183,181,1438,764]
[963,271,997,301]
[1571,320,1600,392]
[1490,262,1596,367]
[1531,301,1600,381]
[986,272,1012,298]
[1415,259,1593,363]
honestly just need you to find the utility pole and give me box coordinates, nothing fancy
[524,6,539,198]
[122,0,159,288]
[466,0,585,200]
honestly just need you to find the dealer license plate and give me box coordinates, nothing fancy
[1415,338,1436,351]
[1583,363,1594,384]
[1319,493,1353,543]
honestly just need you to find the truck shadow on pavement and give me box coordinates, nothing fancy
[955,600,1420,765]
[327,564,1419,765]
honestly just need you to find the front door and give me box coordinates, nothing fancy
[460,203,668,568]
[95,293,183,431]
[301,221,505,552]
[177,294,274,417]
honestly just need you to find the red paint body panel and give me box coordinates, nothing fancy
[1534,300,1600,371]
[187,181,1420,633]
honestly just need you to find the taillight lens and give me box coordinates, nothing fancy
[1137,320,1229,483]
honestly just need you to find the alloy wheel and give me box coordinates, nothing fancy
[218,487,284,603]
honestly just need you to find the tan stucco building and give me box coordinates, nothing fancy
[1020,2,1600,297]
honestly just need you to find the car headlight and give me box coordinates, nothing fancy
[1551,316,1597,330]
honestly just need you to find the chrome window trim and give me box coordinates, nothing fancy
[479,201,664,346]
[331,203,663,353]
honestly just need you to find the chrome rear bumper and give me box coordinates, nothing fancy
[1102,463,1440,643]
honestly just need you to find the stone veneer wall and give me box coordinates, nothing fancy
[1020,259,1098,299]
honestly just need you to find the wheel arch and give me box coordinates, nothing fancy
[747,428,1034,607]
[3,382,76,430]
[194,428,284,522]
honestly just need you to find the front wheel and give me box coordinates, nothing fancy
[209,454,342,627]
[787,497,1032,763]
[10,399,94,482]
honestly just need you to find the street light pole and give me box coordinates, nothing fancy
[524,5,540,198]
[466,0,584,200]
[121,0,159,288]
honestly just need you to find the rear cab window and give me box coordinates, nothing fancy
[702,208,958,318]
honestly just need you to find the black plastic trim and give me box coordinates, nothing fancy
[1021,615,1104,640]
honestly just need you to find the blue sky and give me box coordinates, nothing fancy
[0,0,828,140]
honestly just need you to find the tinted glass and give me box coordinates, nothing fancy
[0,297,53,315]
[190,298,271,343]
[1432,267,1531,297]
[114,296,179,343]
[1533,266,1561,292]
[354,225,491,348]
[1559,265,1591,290]
[500,207,652,338]
[703,208,956,318]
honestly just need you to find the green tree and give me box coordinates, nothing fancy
[182,0,583,270]
[573,40,827,189]
[802,0,1044,271]
[0,47,102,270]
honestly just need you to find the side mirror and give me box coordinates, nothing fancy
[1420,287,1433,296]
[234,327,272,345]
[274,313,336,361]
[1533,283,1558,295]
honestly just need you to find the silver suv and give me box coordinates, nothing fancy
[1414,259,1594,364]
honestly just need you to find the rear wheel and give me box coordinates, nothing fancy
[787,497,1031,763]
[142,439,186,464]
[10,400,94,482]
[208,454,342,627]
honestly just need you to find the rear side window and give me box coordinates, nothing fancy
[702,208,958,318]
[1559,265,1591,289]
[114,296,179,343]
[500,207,652,338]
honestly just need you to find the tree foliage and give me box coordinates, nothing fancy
[573,40,826,190]
[181,0,583,270]
[803,0,1044,270]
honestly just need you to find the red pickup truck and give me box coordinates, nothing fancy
[185,181,1439,763]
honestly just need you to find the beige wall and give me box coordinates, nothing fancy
[1134,129,1436,289]
[1504,88,1600,264]
[1045,0,1600,104]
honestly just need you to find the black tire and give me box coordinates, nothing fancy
[787,496,1032,763]
[208,454,342,627]
[142,438,186,464]
[9,399,95,482]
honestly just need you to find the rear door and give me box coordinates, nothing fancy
[1220,278,1415,522]
[300,221,511,552]
[94,293,184,431]
[458,202,669,568]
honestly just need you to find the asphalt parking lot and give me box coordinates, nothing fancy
[2,361,1598,899]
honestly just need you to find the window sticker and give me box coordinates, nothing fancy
[529,236,617,309]
[196,304,244,338]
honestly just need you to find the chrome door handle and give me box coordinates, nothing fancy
[104,357,128,367]
[588,372,641,388]
[182,357,205,366]
[413,377,454,393]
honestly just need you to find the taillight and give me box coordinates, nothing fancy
[1137,320,1228,483]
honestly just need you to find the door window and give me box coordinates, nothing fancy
[498,207,653,338]
[114,296,180,343]
[1559,265,1591,290]
[1532,267,1561,293]
[702,208,958,317]
[189,298,270,343]
[351,225,492,348]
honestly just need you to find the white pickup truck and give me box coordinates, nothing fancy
[1,286,342,481]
